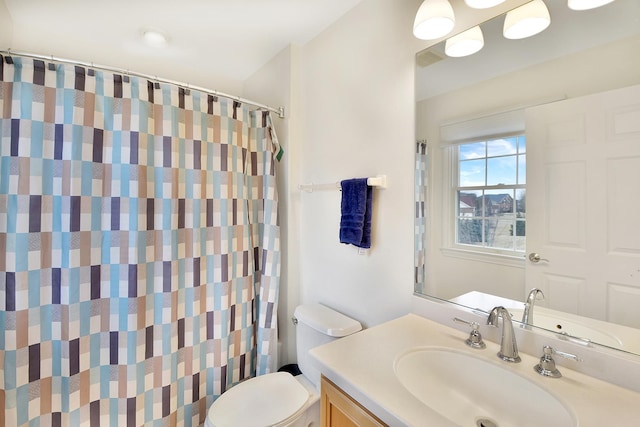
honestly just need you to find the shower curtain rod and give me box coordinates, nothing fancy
[0,49,286,119]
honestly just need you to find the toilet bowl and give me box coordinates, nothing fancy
[205,304,362,427]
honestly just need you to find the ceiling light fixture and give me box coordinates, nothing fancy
[503,0,551,40]
[567,0,616,10]
[142,30,169,48]
[445,25,484,57]
[413,0,456,40]
[464,0,507,9]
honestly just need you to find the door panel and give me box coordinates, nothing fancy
[526,84,640,328]
[545,161,585,248]
[607,158,640,254]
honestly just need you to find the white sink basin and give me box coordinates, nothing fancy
[394,347,576,427]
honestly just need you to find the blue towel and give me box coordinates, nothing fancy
[339,178,373,249]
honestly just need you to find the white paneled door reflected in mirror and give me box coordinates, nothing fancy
[415,0,640,355]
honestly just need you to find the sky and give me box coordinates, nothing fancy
[459,136,526,187]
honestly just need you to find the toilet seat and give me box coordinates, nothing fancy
[206,372,311,427]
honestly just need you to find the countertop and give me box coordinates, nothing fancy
[309,314,640,427]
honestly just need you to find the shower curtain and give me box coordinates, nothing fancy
[414,141,427,294]
[0,56,281,426]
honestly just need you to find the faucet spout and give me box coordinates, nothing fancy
[522,288,545,327]
[487,306,521,363]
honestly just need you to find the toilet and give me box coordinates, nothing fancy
[204,304,362,427]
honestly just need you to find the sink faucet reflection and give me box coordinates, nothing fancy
[488,306,521,363]
[522,288,545,328]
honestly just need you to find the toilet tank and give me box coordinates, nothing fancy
[293,304,362,389]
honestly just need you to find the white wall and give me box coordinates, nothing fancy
[0,0,13,47]
[294,0,419,333]
[280,0,530,365]
[244,0,423,364]
[418,36,640,302]
[244,0,440,365]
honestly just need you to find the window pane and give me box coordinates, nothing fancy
[515,220,526,251]
[459,159,485,186]
[458,218,484,245]
[458,191,481,217]
[487,137,517,157]
[488,216,516,250]
[516,189,526,217]
[487,156,516,185]
[459,142,486,160]
[518,135,526,153]
[484,189,515,250]
[484,189,514,216]
[518,154,526,184]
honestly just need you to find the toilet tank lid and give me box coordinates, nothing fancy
[294,304,362,337]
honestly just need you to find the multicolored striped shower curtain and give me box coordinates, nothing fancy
[415,141,427,294]
[0,56,281,426]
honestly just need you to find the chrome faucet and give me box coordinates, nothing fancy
[522,288,545,328]
[487,306,521,363]
[534,345,581,378]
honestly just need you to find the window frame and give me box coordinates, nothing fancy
[441,132,527,266]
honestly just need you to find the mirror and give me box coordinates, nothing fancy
[415,0,640,355]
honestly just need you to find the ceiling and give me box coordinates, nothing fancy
[3,0,365,87]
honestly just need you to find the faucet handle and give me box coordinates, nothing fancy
[453,317,486,349]
[551,346,582,362]
[534,345,581,378]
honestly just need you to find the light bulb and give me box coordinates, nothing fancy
[568,0,615,11]
[445,26,484,57]
[465,0,506,9]
[503,0,551,40]
[413,0,456,40]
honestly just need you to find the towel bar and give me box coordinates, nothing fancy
[299,175,387,193]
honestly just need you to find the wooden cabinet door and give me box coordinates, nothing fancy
[320,376,387,427]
